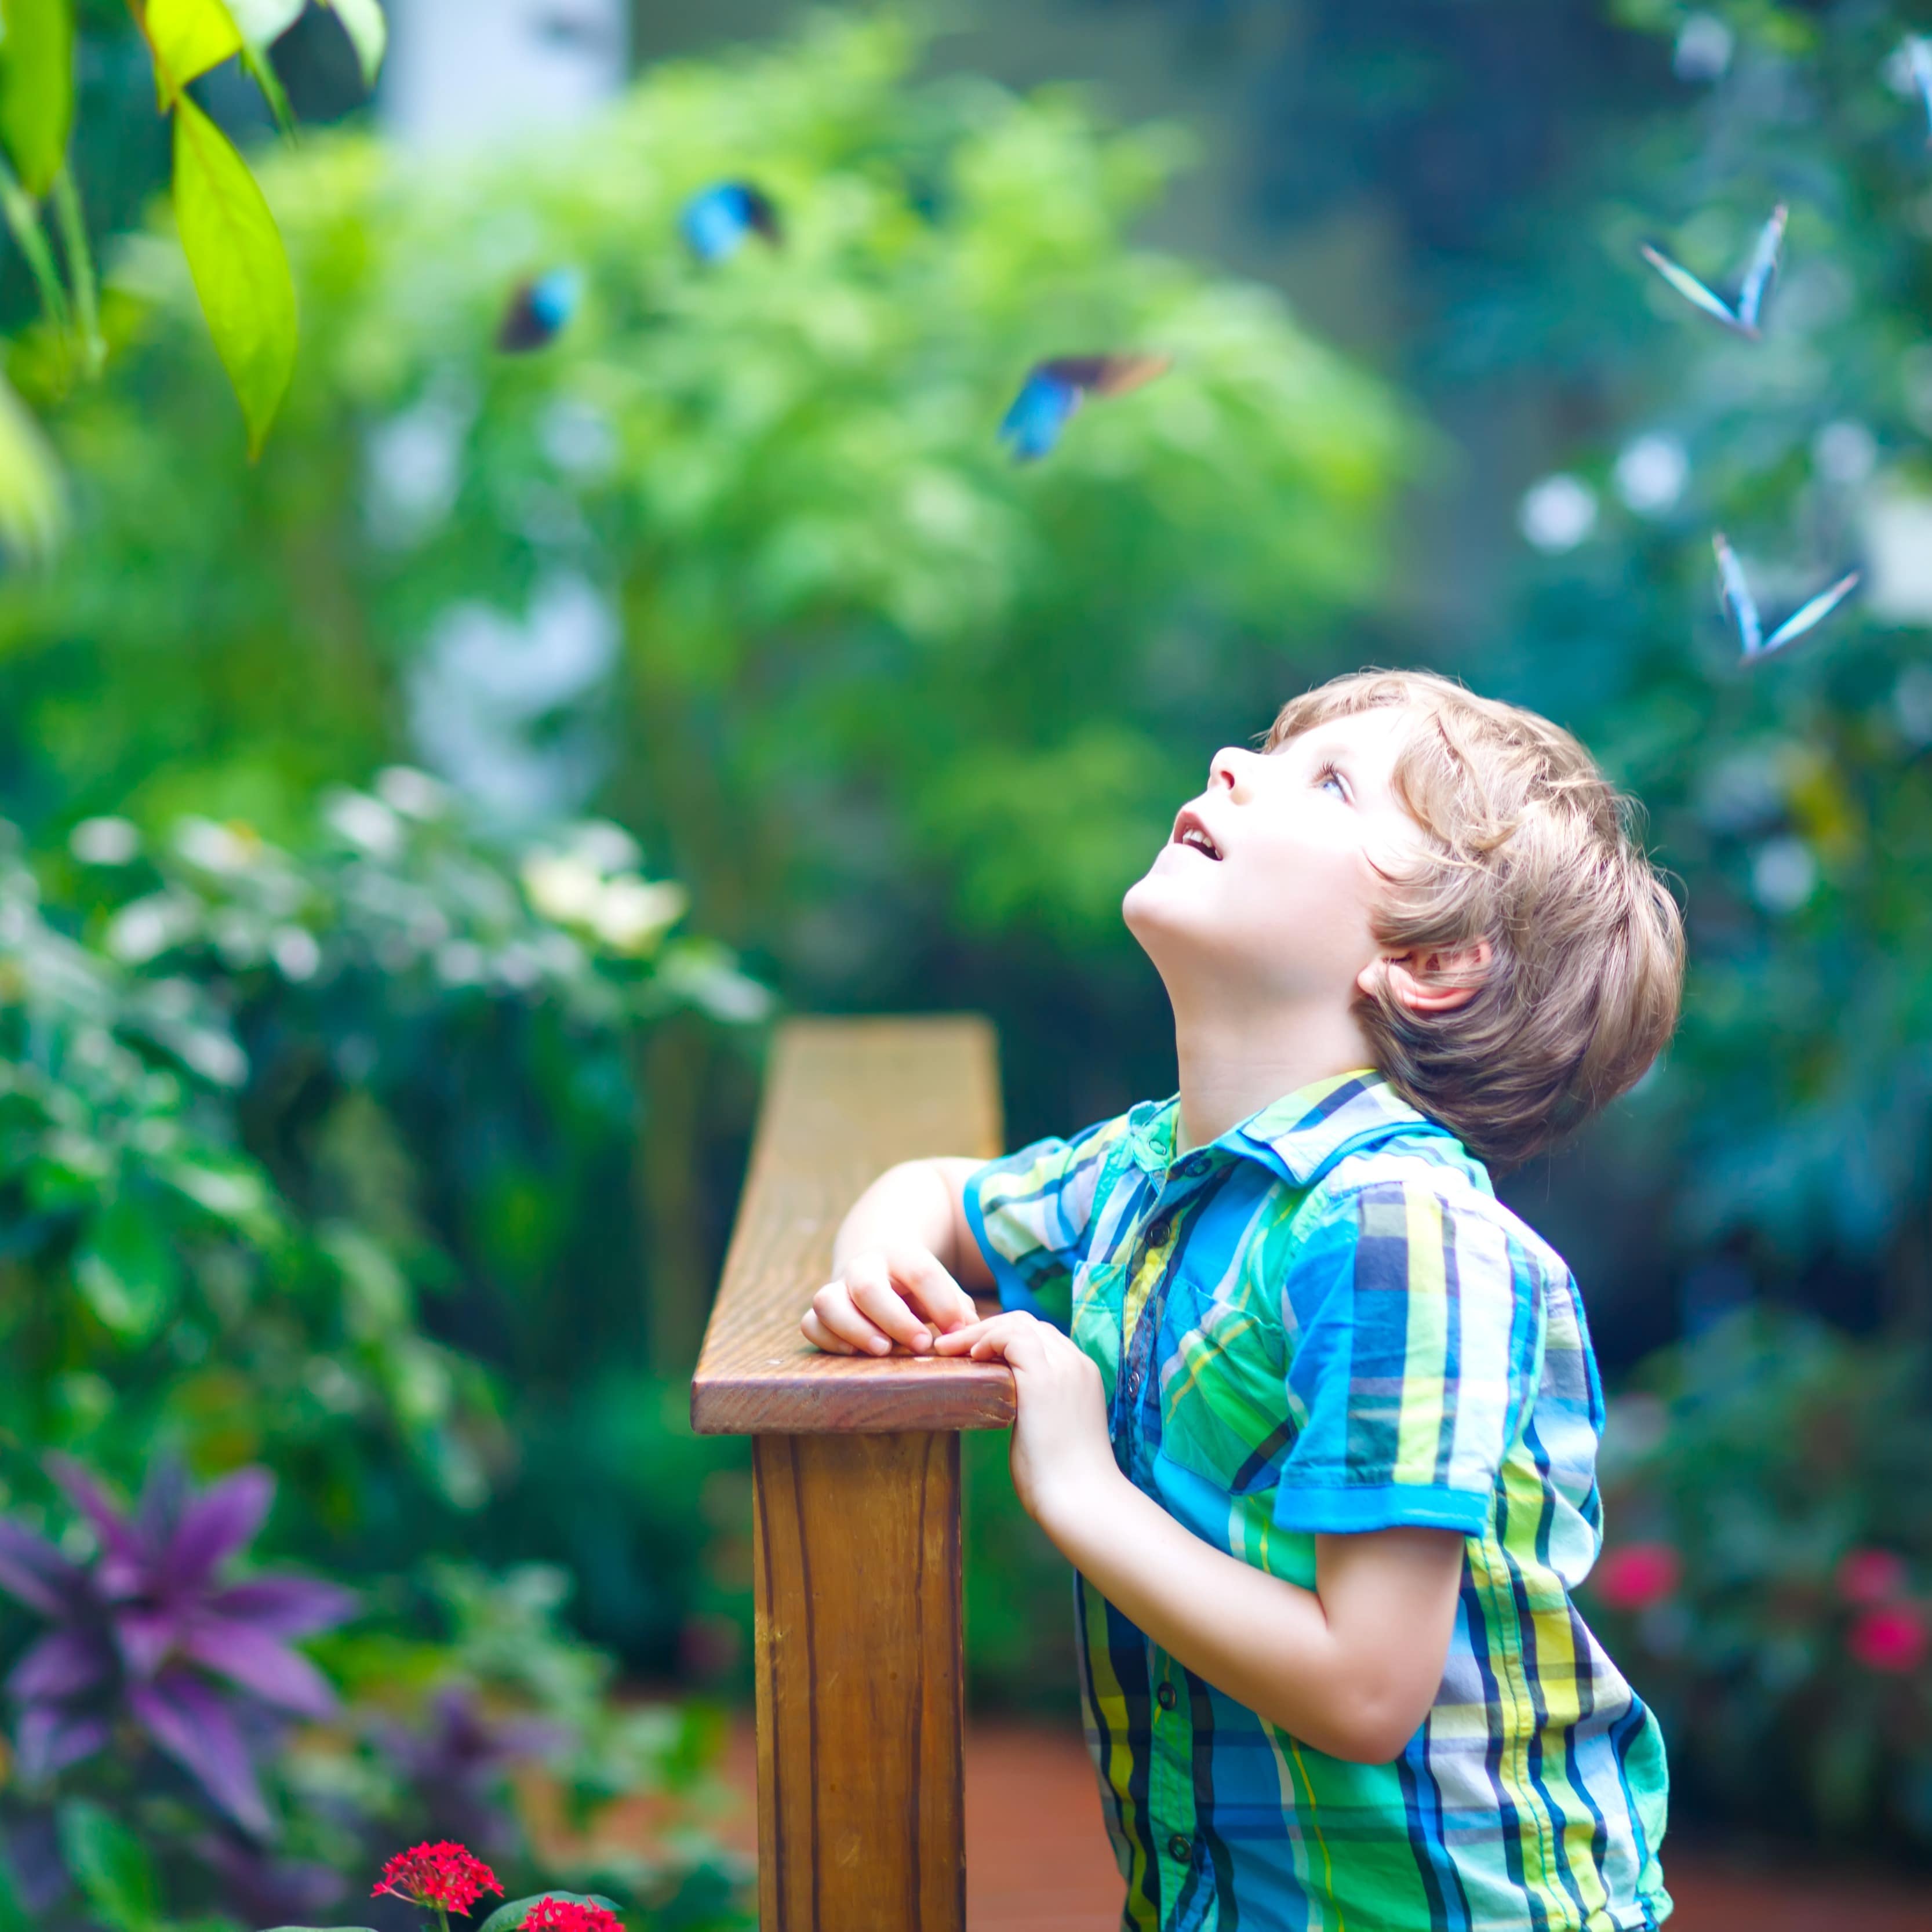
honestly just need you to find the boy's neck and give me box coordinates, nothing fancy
[1169,993,1379,1156]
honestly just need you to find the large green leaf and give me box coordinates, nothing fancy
[170,93,296,457]
[141,0,243,106]
[74,1195,180,1340]
[322,0,383,86]
[0,0,74,195]
[477,1894,622,1932]
[56,1803,159,1932]
[0,368,63,556]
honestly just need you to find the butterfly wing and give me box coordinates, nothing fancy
[998,370,1081,463]
[1734,203,1788,334]
[1712,533,1764,657]
[1758,570,1861,658]
[738,184,784,246]
[1039,352,1171,400]
[1909,36,1932,144]
[530,270,582,336]
[681,185,746,262]
[1642,244,1745,332]
[496,281,547,352]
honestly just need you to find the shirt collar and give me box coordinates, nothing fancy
[1125,1070,1452,1189]
[1236,1069,1451,1186]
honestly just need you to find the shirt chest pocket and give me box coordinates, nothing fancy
[1156,1276,1293,1497]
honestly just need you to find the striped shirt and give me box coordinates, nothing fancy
[963,1071,1669,1932]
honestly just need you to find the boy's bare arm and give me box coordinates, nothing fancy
[936,1308,1464,1763]
[802,1157,996,1356]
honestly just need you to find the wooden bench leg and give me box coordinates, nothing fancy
[753,1432,966,1932]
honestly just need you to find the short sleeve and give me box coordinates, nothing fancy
[1271,1178,1540,1538]
[962,1115,1125,1332]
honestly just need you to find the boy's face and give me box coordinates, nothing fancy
[1123,706,1430,1005]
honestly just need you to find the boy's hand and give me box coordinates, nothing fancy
[934,1311,1116,1527]
[801,1245,978,1357]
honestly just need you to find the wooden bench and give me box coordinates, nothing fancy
[690,1014,1015,1932]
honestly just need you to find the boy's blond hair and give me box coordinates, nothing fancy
[1264,670,1684,1169]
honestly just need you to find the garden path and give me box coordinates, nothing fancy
[708,1719,1932,1930]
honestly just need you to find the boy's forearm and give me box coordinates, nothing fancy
[829,1156,995,1291]
[1035,1467,1457,1763]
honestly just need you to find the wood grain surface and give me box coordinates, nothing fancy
[754,1431,966,1932]
[690,1015,1016,1435]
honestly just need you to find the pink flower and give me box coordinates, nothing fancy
[1593,1542,1682,1613]
[1835,1548,1908,1607]
[1847,1603,1929,1675]
[372,1843,504,1916]
[522,1901,621,1932]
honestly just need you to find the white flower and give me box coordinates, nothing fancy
[590,878,687,952]
[173,816,259,875]
[105,893,197,965]
[521,852,604,923]
[270,927,322,982]
[566,819,642,875]
[70,817,140,867]
[1673,12,1733,81]
[374,766,450,821]
[1613,435,1688,517]
[325,790,404,858]
[1518,474,1598,553]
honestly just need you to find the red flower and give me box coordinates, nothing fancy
[372,1843,504,1916]
[1847,1603,1930,1675]
[1835,1548,1908,1607]
[522,1901,621,1932]
[1593,1542,1682,1613]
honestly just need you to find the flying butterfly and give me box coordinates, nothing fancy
[680,182,783,262]
[997,354,1171,463]
[1907,35,1932,144]
[497,269,583,353]
[1642,203,1787,337]
[1712,533,1861,663]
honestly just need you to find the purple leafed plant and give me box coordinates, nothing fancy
[0,1455,355,1835]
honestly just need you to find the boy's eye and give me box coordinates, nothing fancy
[1316,763,1349,800]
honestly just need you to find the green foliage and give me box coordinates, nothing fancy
[1483,3,1932,1276]
[0,0,75,198]
[1592,1312,1932,1849]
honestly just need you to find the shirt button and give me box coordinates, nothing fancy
[1147,1217,1171,1245]
[1156,1681,1177,1710]
[1167,1833,1192,1863]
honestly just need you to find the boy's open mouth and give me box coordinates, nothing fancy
[1171,809,1223,860]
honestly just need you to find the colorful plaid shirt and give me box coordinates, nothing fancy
[963,1071,1670,1932]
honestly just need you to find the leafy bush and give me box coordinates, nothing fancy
[1591,1312,1932,1853]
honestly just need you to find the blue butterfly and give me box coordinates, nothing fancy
[1642,204,1787,337]
[997,354,1171,463]
[497,269,583,353]
[680,182,783,262]
[1908,36,1932,144]
[1713,533,1861,663]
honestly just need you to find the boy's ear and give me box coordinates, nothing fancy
[1358,939,1493,1016]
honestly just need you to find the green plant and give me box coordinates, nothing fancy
[1591,1310,1932,1851]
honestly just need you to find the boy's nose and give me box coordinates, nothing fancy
[1210,748,1256,803]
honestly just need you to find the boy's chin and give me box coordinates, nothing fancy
[1122,872,1216,951]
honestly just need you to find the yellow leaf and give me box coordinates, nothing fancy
[140,0,243,107]
[0,368,64,557]
[0,0,74,195]
[171,94,296,457]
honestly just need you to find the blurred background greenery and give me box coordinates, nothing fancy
[3,0,1932,1920]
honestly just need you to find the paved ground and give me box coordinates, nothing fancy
[712,1719,1932,1930]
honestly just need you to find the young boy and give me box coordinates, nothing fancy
[802,670,1683,1932]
